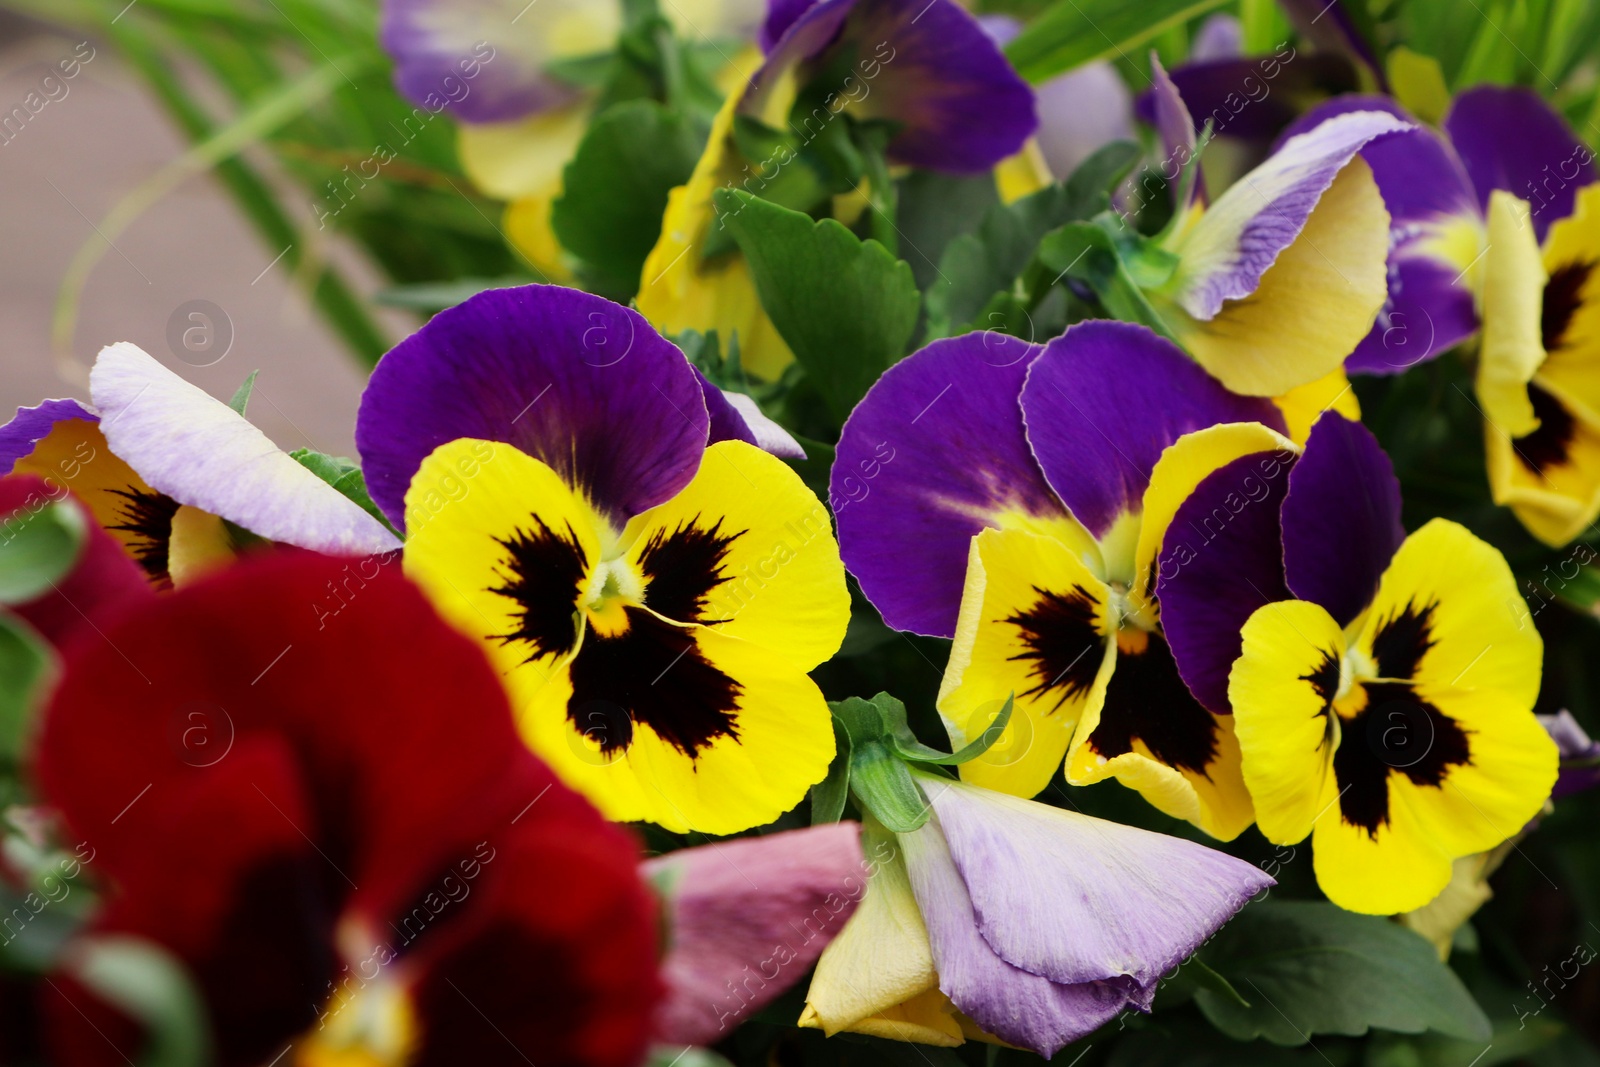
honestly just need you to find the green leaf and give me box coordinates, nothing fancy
[374,277,538,312]
[289,450,401,539]
[925,141,1140,336]
[1035,221,1177,337]
[715,190,921,424]
[1195,901,1492,1046]
[892,694,1014,766]
[1006,0,1233,83]
[0,616,54,764]
[849,738,930,833]
[811,715,852,825]
[227,370,258,416]
[69,937,210,1067]
[552,100,703,299]
[644,1047,734,1067]
[0,501,87,604]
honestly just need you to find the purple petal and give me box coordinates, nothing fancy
[0,399,98,471]
[750,0,1036,173]
[1191,14,1243,62]
[831,332,1058,638]
[1444,86,1595,241]
[1158,450,1295,715]
[648,822,865,1044]
[357,285,709,532]
[90,344,401,557]
[380,0,583,123]
[1539,711,1600,800]
[1035,61,1136,180]
[1278,0,1386,89]
[1174,109,1412,321]
[1150,54,1201,205]
[1281,97,1481,372]
[760,0,825,52]
[1137,54,1359,142]
[925,779,1271,992]
[899,804,1141,1057]
[1279,412,1403,627]
[1020,322,1284,539]
[696,372,805,459]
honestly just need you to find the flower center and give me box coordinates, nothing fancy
[581,557,645,637]
[295,974,415,1067]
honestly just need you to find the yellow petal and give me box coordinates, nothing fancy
[1399,852,1494,960]
[505,192,575,284]
[457,105,590,201]
[10,416,155,566]
[940,528,1116,800]
[1310,782,1454,915]
[1273,367,1362,447]
[1476,191,1546,437]
[995,140,1051,204]
[166,506,234,587]
[1164,158,1390,397]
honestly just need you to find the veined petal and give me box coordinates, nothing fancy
[832,332,1084,638]
[1351,520,1553,858]
[1280,412,1404,627]
[90,343,399,557]
[521,622,835,833]
[1164,155,1393,396]
[1230,599,1346,846]
[927,778,1271,987]
[637,53,796,382]
[1021,322,1284,542]
[899,797,1140,1057]
[940,528,1116,800]
[358,285,710,530]
[402,439,603,702]
[800,819,950,1039]
[651,822,864,1044]
[1444,85,1595,241]
[620,441,847,671]
[1149,54,1200,206]
[1064,628,1257,842]
[1156,445,1296,716]
[1476,191,1546,438]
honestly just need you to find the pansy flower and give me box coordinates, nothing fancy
[355,284,849,834]
[638,0,1036,381]
[800,777,1272,1053]
[1155,411,1557,914]
[832,323,1287,838]
[382,0,764,281]
[33,551,661,1067]
[1142,97,1409,398]
[0,344,399,588]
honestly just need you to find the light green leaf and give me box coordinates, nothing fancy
[1196,901,1492,1046]
[1035,221,1176,337]
[811,715,852,825]
[0,501,87,604]
[289,450,401,539]
[0,615,54,764]
[715,190,921,424]
[849,738,930,833]
[227,370,258,416]
[69,937,211,1067]
[1006,0,1233,83]
[892,695,1014,766]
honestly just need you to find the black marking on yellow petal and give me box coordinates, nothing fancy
[1302,648,1342,749]
[106,486,180,585]
[1088,629,1218,775]
[1514,383,1577,474]
[1542,260,1595,352]
[491,518,587,663]
[637,516,742,624]
[1333,682,1472,836]
[1005,586,1103,712]
[1370,599,1437,680]
[567,606,741,757]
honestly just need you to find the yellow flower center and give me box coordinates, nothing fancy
[295,974,416,1067]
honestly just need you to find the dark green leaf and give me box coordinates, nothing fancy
[715,190,921,424]
[0,616,53,764]
[1006,0,1233,82]
[1035,221,1176,336]
[0,501,87,604]
[1196,901,1492,1045]
[811,715,852,825]
[227,370,258,416]
[896,170,1001,291]
[552,100,703,299]
[289,450,401,539]
[891,694,1014,766]
[849,738,930,833]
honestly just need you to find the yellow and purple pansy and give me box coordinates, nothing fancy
[639,0,1037,381]
[831,322,1287,838]
[1157,411,1557,914]
[355,283,848,834]
[0,345,399,587]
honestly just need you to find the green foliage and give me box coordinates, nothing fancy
[289,450,399,538]
[1005,0,1234,82]
[0,501,86,604]
[0,617,54,766]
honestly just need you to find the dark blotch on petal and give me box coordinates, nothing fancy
[1005,586,1103,711]
[1333,682,1473,836]
[1541,260,1595,352]
[1514,382,1578,474]
[568,607,741,759]
[106,486,180,586]
[1370,599,1437,680]
[1089,630,1219,775]
[637,517,742,624]
[491,518,588,664]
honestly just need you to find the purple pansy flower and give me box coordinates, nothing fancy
[800,778,1272,1054]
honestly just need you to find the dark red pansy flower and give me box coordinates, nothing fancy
[34,551,660,1067]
